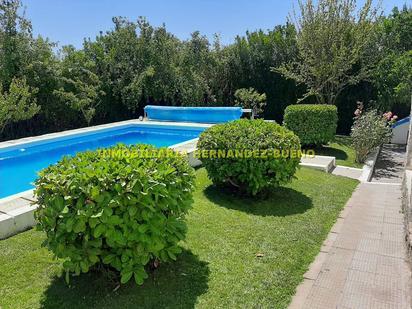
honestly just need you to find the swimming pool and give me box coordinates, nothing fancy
[0,122,207,199]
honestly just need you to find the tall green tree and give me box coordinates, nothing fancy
[176,31,215,106]
[277,0,380,105]
[54,46,103,126]
[0,0,65,138]
[0,77,39,133]
[214,24,299,120]
[374,6,412,110]
[0,0,32,88]
[83,17,183,117]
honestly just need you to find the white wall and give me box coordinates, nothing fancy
[392,121,409,145]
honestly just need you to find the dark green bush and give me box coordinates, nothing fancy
[283,104,338,146]
[34,144,195,285]
[197,119,301,196]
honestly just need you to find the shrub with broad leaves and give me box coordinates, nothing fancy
[34,144,195,285]
[197,119,301,196]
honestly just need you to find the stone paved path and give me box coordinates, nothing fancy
[289,182,412,309]
[372,144,406,183]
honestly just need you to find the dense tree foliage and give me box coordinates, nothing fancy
[277,0,379,105]
[374,6,412,111]
[0,0,410,140]
[0,77,39,132]
[54,46,103,125]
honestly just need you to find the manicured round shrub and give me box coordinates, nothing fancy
[34,144,195,285]
[283,104,338,146]
[197,119,301,196]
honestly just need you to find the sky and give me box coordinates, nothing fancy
[22,0,411,49]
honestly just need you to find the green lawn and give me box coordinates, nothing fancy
[314,135,362,168]
[0,167,358,309]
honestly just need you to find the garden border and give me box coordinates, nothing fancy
[358,146,381,182]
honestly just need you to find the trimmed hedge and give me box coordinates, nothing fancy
[34,144,195,285]
[197,119,301,196]
[283,104,338,146]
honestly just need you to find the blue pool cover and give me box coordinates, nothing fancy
[144,105,243,123]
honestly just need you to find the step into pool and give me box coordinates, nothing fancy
[0,123,206,199]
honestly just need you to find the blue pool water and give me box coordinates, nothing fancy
[0,124,205,199]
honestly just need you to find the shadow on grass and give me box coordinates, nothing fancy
[204,185,313,217]
[40,250,209,309]
[313,145,348,161]
[312,135,353,161]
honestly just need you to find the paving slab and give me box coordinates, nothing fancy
[289,182,412,309]
[0,197,32,213]
[0,197,37,239]
[372,144,406,183]
[19,190,36,202]
[300,155,335,172]
[332,165,363,180]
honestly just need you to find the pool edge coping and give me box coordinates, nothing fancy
[0,119,212,151]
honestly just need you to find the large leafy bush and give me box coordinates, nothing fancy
[351,107,394,163]
[34,144,195,285]
[283,104,338,146]
[197,119,301,196]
